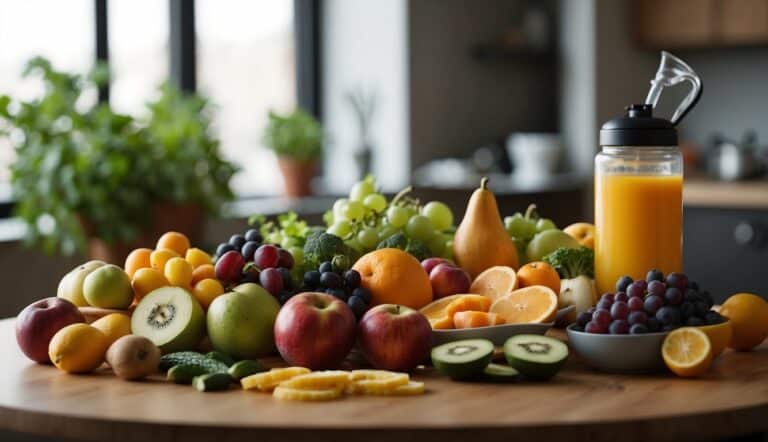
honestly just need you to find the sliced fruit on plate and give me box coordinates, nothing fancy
[489,285,558,324]
[662,327,712,377]
[504,334,568,380]
[273,386,343,401]
[241,367,311,391]
[420,294,490,330]
[445,295,491,318]
[429,316,454,330]
[279,370,350,390]
[469,266,518,303]
[131,286,205,353]
[478,363,519,383]
[431,339,494,379]
[452,311,505,329]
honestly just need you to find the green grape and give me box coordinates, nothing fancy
[333,198,349,219]
[535,218,557,232]
[281,237,299,248]
[357,227,380,249]
[427,234,446,256]
[341,200,365,221]
[505,214,536,241]
[405,215,434,242]
[323,209,334,227]
[386,206,410,228]
[421,201,453,231]
[288,247,304,265]
[345,238,362,252]
[442,240,454,260]
[349,180,375,201]
[378,224,401,241]
[363,193,387,213]
[267,232,283,245]
[327,220,352,238]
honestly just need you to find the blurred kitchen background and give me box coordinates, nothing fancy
[0,0,767,321]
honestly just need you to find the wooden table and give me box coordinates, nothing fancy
[1,318,767,442]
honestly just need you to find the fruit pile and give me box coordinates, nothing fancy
[504,204,592,263]
[301,262,372,319]
[573,269,724,335]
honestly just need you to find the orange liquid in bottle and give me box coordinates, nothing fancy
[594,174,683,294]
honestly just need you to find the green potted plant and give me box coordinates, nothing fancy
[262,108,323,197]
[0,57,237,262]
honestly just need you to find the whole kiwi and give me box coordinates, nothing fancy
[106,335,161,380]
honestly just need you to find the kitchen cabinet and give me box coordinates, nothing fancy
[635,0,768,48]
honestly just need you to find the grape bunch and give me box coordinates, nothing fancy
[504,204,557,253]
[574,269,724,335]
[302,261,372,320]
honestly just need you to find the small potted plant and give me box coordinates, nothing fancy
[0,57,237,262]
[262,108,323,198]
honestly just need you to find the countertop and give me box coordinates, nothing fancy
[684,178,768,209]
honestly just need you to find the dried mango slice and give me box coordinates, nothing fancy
[273,386,342,401]
[279,370,350,390]
[241,367,310,392]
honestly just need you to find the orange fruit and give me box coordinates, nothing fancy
[352,248,433,309]
[563,222,595,249]
[489,285,558,324]
[444,295,491,318]
[164,257,194,288]
[191,264,216,286]
[662,327,712,377]
[90,313,131,346]
[516,261,560,294]
[48,324,109,374]
[185,248,212,269]
[150,248,180,272]
[124,248,152,278]
[131,267,169,301]
[156,231,191,256]
[719,293,768,351]
[697,320,733,358]
[452,311,505,328]
[192,278,225,310]
[469,266,518,303]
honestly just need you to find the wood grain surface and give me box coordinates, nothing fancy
[1,318,767,442]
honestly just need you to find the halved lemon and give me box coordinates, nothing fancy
[469,266,518,303]
[662,327,712,377]
[488,285,558,324]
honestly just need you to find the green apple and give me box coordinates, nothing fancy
[526,229,580,262]
[57,260,106,307]
[82,264,133,309]
[207,283,280,359]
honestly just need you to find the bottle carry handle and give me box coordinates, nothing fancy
[645,51,703,126]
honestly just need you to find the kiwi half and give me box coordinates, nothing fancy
[431,339,494,379]
[503,334,568,380]
[131,287,205,353]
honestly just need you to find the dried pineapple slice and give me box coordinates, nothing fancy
[241,367,311,392]
[361,380,425,396]
[346,370,410,394]
[279,370,350,390]
[273,386,342,401]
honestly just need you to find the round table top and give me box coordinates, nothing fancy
[1,318,767,442]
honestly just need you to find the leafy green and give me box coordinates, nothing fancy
[262,108,323,161]
[302,231,358,270]
[543,246,594,280]
[376,232,432,261]
[249,211,312,249]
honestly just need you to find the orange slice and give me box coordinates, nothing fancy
[469,266,519,303]
[488,285,558,324]
[662,327,712,377]
[429,316,454,329]
[445,295,491,318]
[453,311,505,328]
[420,294,484,329]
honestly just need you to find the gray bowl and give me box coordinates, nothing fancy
[566,324,669,374]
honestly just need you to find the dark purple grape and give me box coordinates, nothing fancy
[585,321,607,334]
[320,271,342,289]
[705,311,725,325]
[611,301,630,320]
[240,241,260,261]
[633,279,648,292]
[664,287,683,306]
[665,272,688,291]
[351,287,372,304]
[259,267,284,295]
[644,295,664,314]
[628,310,648,325]
[685,316,704,326]
[593,309,612,327]
[277,267,293,290]
[586,307,597,315]
[609,320,630,335]
[303,270,321,288]
[326,288,348,301]
[615,292,629,303]
[240,267,260,284]
[277,249,294,269]
[647,317,662,332]
[229,234,246,249]
[600,293,615,303]
[277,291,295,305]
[700,291,714,309]
[630,323,649,334]
[628,296,644,311]
[656,306,682,326]
[646,268,664,283]
[627,282,646,298]
[215,243,236,258]
[576,311,592,327]
[662,324,678,332]
[647,280,666,297]
[215,250,246,285]
[347,295,368,319]
[253,244,280,269]
[683,289,700,303]
[244,228,263,243]
[319,261,334,274]
[687,280,699,291]
[616,275,633,292]
[680,302,696,319]
[343,270,361,289]
[571,325,585,332]
[597,299,613,311]
[694,301,709,317]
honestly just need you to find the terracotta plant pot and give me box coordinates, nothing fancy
[278,158,317,198]
[80,203,205,264]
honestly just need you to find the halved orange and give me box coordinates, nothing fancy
[662,327,712,377]
[488,285,558,324]
[469,266,518,303]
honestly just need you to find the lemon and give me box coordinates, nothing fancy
[48,324,109,374]
[662,327,712,377]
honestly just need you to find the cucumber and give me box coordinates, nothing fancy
[504,334,568,380]
[193,373,233,392]
[167,364,209,384]
[431,339,494,379]
[205,351,235,367]
[227,360,265,380]
[159,351,206,372]
[478,363,520,383]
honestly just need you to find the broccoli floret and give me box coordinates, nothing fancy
[405,239,431,261]
[303,231,357,270]
[377,232,408,250]
[376,232,432,261]
[543,246,594,279]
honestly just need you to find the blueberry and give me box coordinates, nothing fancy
[320,272,342,289]
[319,261,334,274]
[244,228,263,243]
[576,311,592,327]
[348,295,368,319]
[278,267,293,289]
[630,323,649,334]
[229,234,246,249]
[303,270,321,288]
[216,243,236,258]
[343,270,361,289]
[646,268,664,283]
[609,320,629,334]
[656,306,682,326]
[685,316,704,326]
[664,287,683,305]
[616,276,633,292]
[325,288,348,301]
[241,241,260,261]
[647,317,662,332]
[351,287,372,304]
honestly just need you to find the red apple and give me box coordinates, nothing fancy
[358,304,432,371]
[421,257,449,275]
[274,292,356,369]
[430,263,471,299]
[15,297,85,363]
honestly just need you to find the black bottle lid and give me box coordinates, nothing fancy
[599,104,677,146]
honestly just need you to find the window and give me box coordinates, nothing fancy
[196,0,297,196]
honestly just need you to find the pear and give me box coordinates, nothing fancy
[57,260,106,307]
[452,177,519,278]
